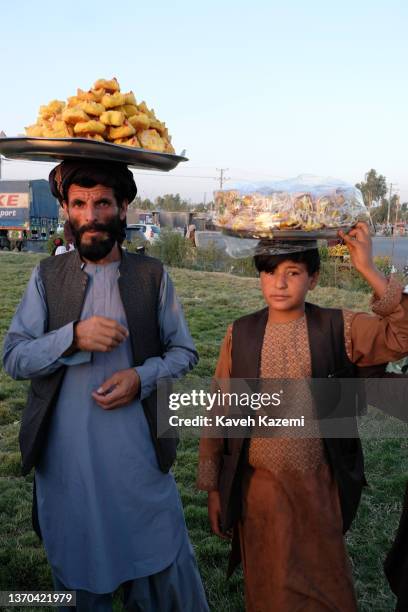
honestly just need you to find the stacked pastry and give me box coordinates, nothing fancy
[25,78,174,153]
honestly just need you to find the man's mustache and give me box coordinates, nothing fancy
[76,222,111,237]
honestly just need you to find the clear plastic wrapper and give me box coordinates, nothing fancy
[223,235,319,258]
[213,175,370,240]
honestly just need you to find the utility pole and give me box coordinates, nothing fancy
[387,183,393,226]
[216,168,229,190]
[394,194,400,226]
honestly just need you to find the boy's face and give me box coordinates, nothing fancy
[260,260,319,312]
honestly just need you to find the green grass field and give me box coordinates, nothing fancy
[0,252,406,611]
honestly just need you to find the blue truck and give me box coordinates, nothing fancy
[0,179,59,250]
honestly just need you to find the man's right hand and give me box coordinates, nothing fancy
[208,491,231,539]
[73,316,129,352]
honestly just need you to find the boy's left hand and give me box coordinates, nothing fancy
[338,222,374,273]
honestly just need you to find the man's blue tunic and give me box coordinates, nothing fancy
[4,260,198,594]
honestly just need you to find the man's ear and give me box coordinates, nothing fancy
[309,271,320,291]
[61,202,69,220]
[120,200,128,221]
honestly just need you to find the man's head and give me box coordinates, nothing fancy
[254,245,320,313]
[49,160,137,261]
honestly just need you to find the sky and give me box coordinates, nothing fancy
[0,0,407,203]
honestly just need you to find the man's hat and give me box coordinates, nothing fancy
[49,159,137,205]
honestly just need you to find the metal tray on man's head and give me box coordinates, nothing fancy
[0,137,188,171]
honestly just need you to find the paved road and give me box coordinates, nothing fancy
[372,237,408,267]
[197,232,408,268]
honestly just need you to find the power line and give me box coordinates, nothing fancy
[134,172,217,179]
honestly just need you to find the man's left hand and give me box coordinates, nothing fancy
[92,368,140,410]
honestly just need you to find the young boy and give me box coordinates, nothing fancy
[197,222,408,612]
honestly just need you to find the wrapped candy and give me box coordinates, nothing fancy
[213,175,371,240]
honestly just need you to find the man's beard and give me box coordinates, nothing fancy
[68,215,124,262]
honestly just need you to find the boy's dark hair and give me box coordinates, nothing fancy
[254,246,320,276]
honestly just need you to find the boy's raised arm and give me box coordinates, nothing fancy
[339,223,408,366]
[339,221,388,298]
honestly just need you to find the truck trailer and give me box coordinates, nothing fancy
[0,179,59,250]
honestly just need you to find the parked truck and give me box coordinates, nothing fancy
[0,179,59,251]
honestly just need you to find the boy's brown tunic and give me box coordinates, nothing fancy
[198,277,408,612]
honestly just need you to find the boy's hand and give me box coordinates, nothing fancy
[208,491,231,540]
[338,221,388,298]
[338,222,374,274]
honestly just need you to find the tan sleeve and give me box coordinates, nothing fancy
[212,324,233,378]
[344,276,408,366]
[196,325,232,491]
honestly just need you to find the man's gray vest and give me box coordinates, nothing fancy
[19,249,178,476]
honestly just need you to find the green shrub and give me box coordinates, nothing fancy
[141,230,400,292]
[149,229,194,267]
[318,260,370,293]
[123,234,149,253]
[318,254,398,293]
[319,245,329,261]
[193,241,230,272]
[374,255,393,276]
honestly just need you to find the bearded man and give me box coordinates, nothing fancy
[3,160,209,612]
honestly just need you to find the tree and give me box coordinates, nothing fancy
[370,194,399,224]
[356,169,387,208]
[154,193,190,211]
[129,193,210,212]
[193,202,209,213]
[128,196,155,211]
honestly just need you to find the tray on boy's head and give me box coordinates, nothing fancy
[220,226,352,241]
[0,137,188,172]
